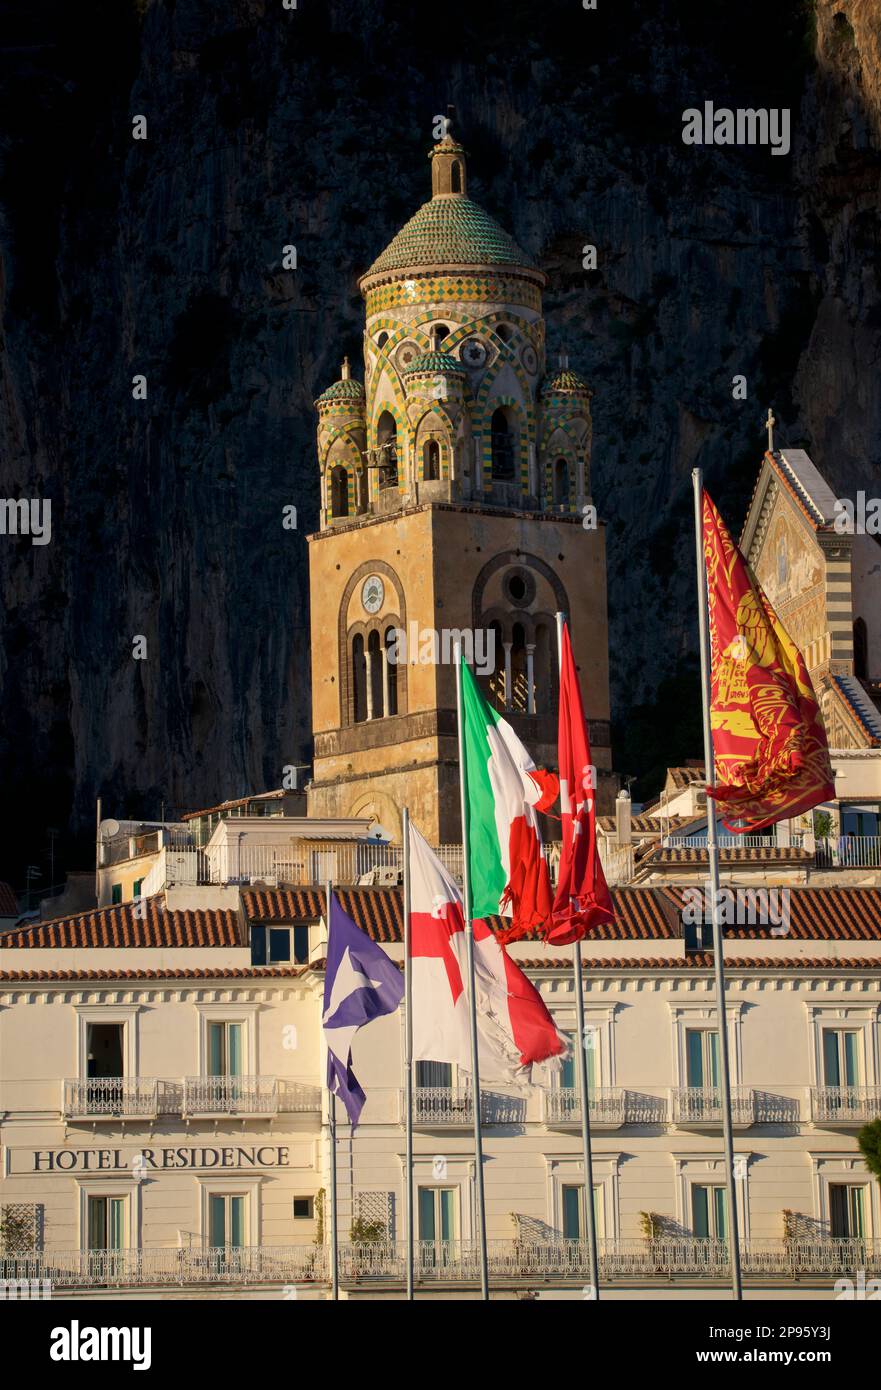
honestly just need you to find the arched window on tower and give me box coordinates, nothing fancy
[854,616,868,680]
[423,439,440,481]
[368,629,384,718]
[376,331,389,350]
[377,411,398,490]
[496,323,513,345]
[451,161,462,194]
[553,458,570,510]
[330,465,349,518]
[431,324,450,349]
[491,407,516,481]
[384,626,398,716]
[352,635,367,724]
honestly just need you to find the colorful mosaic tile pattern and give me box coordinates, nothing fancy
[315,378,366,405]
[364,196,535,277]
[365,274,541,317]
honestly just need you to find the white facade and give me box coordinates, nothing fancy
[2,887,880,1298]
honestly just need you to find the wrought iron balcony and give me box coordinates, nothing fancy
[810,1085,881,1127]
[671,1086,755,1129]
[182,1076,279,1117]
[62,1078,158,1121]
[61,1077,321,1121]
[542,1087,629,1129]
[412,1085,474,1127]
[5,1237,880,1290]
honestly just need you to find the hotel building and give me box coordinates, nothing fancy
[2,876,880,1299]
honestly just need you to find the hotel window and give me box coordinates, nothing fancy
[208,1021,243,1077]
[86,1022,125,1080]
[209,1194,245,1249]
[561,1185,601,1240]
[111,883,122,904]
[561,1029,598,1092]
[829,1184,867,1239]
[418,1187,456,1245]
[250,924,309,966]
[416,1061,453,1088]
[822,1029,862,1089]
[133,878,144,897]
[88,1195,125,1253]
[692,1185,728,1240]
[293,1197,314,1220]
[686,1029,720,1089]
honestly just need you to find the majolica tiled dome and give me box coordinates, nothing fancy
[542,367,593,395]
[365,197,535,277]
[314,358,365,407]
[401,351,466,376]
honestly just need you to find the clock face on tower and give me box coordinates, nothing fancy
[361,574,385,614]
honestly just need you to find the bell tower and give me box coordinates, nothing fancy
[307,129,614,841]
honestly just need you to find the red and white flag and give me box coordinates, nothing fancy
[549,620,615,944]
[408,822,566,1083]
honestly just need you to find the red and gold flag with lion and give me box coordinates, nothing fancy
[701,490,834,832]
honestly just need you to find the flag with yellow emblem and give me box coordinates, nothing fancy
[701,489,835,831]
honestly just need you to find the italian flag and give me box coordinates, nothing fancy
[460,656,558,939]
[408,822,567,1082]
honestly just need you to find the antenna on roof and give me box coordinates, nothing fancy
[765,406,776,454]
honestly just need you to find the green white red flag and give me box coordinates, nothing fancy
[408,821,566,1081]
[459,655,558,942]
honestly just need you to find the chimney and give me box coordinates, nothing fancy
[615,788,632,846]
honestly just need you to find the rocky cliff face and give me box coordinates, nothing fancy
[1,0,879,882]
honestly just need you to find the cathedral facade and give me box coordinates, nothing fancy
[307,133,614,841]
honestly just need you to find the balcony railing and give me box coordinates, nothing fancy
[810,1085,881,1126]
[412,1085,474,1126]
[142,840,564,891]
[543,1087,629,1127]
[661,835,800,850]
[60,1076,321,1121]
[815,836,881,869]
[183,1076,279,1116]
[62,1078,158,1120]
[5,1237,880,1289]
[672,1086,755,1127]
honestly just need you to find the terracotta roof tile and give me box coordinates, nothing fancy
[660,885,881,939]
[1,900,242,949]
[0,966,310,982]
[638,845,811,867]
[5,886,881,953]
[241,886,403,943]
[667,765,706,789]
[516,956,881,972]
[2,957,879,983]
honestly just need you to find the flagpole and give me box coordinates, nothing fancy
[691,469,744,1301]
[455,642,490,1301]
[402,806,415,1301]
[326,878,340,1301]
[554,610,600,1300]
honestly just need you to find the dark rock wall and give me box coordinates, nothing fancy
[1,0,879,883]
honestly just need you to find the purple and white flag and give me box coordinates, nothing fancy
[322,891,404,1129]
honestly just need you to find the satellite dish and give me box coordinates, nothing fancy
[99,818,121,838]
